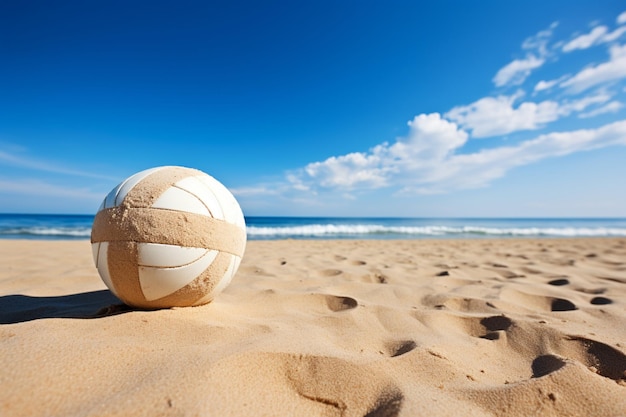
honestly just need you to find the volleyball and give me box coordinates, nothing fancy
[90,166,246,309]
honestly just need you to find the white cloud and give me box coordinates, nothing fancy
[534,79,559,92]
[560,43,626,92]
[562,26,608,52]
[578,101,624,118]
[291,117,626,196]
[617,11,626,24]
[534,75,570,92]
[390,113,468,162]
[493,55,545,87]
[493,23,557,87]
[562,25,626,52]
[305,151,388,189]
[522,21,558,55]
[400,119,626,194]
[445,92,561,137]
[446,90,612,138]
[300,114,467,190]
[559,91,612,113]
[603,26,626,43]
[286,174,311,191]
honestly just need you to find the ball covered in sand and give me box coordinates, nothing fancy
[91,166,246,309]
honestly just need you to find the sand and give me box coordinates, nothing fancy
[1,238,625,417]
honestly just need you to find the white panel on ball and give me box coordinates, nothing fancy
[174,176,225,220]
[138,249,219,301]
[152,187,211,216]
[91,242,116,294]
[197,175,245,227]
[108,167,163,208]
[137,243,209,268]
[193,254,238,305]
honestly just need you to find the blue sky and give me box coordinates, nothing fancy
[1,1,626,217]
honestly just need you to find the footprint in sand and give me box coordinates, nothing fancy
[456,314,626,392]
[324,295,358,312]
[284,354,404,417]
[482,320,626,383]
[500,288,578,312]
[566,336,626,382]
[481,315,513,330]
[551,298,577,311]
[475,315,513,340]
[444,314,514,340]
[208,352,404,416]
[384,340,418,358]
[531,354,567,378]
[590,296,612,305]
[547,278,570,286]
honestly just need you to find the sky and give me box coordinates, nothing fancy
[1,1,626,217]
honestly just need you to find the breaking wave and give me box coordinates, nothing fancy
[0,227,92,238]
[246,224,626,238]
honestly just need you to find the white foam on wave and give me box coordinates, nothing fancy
[0,227,92,237]
[5,223,625,239]
[246,224,626,238]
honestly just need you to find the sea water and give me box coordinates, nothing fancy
[1,213,626,240]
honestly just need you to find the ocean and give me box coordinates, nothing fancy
[1,213,626,240]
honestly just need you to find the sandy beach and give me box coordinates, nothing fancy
[1,238,625,416]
